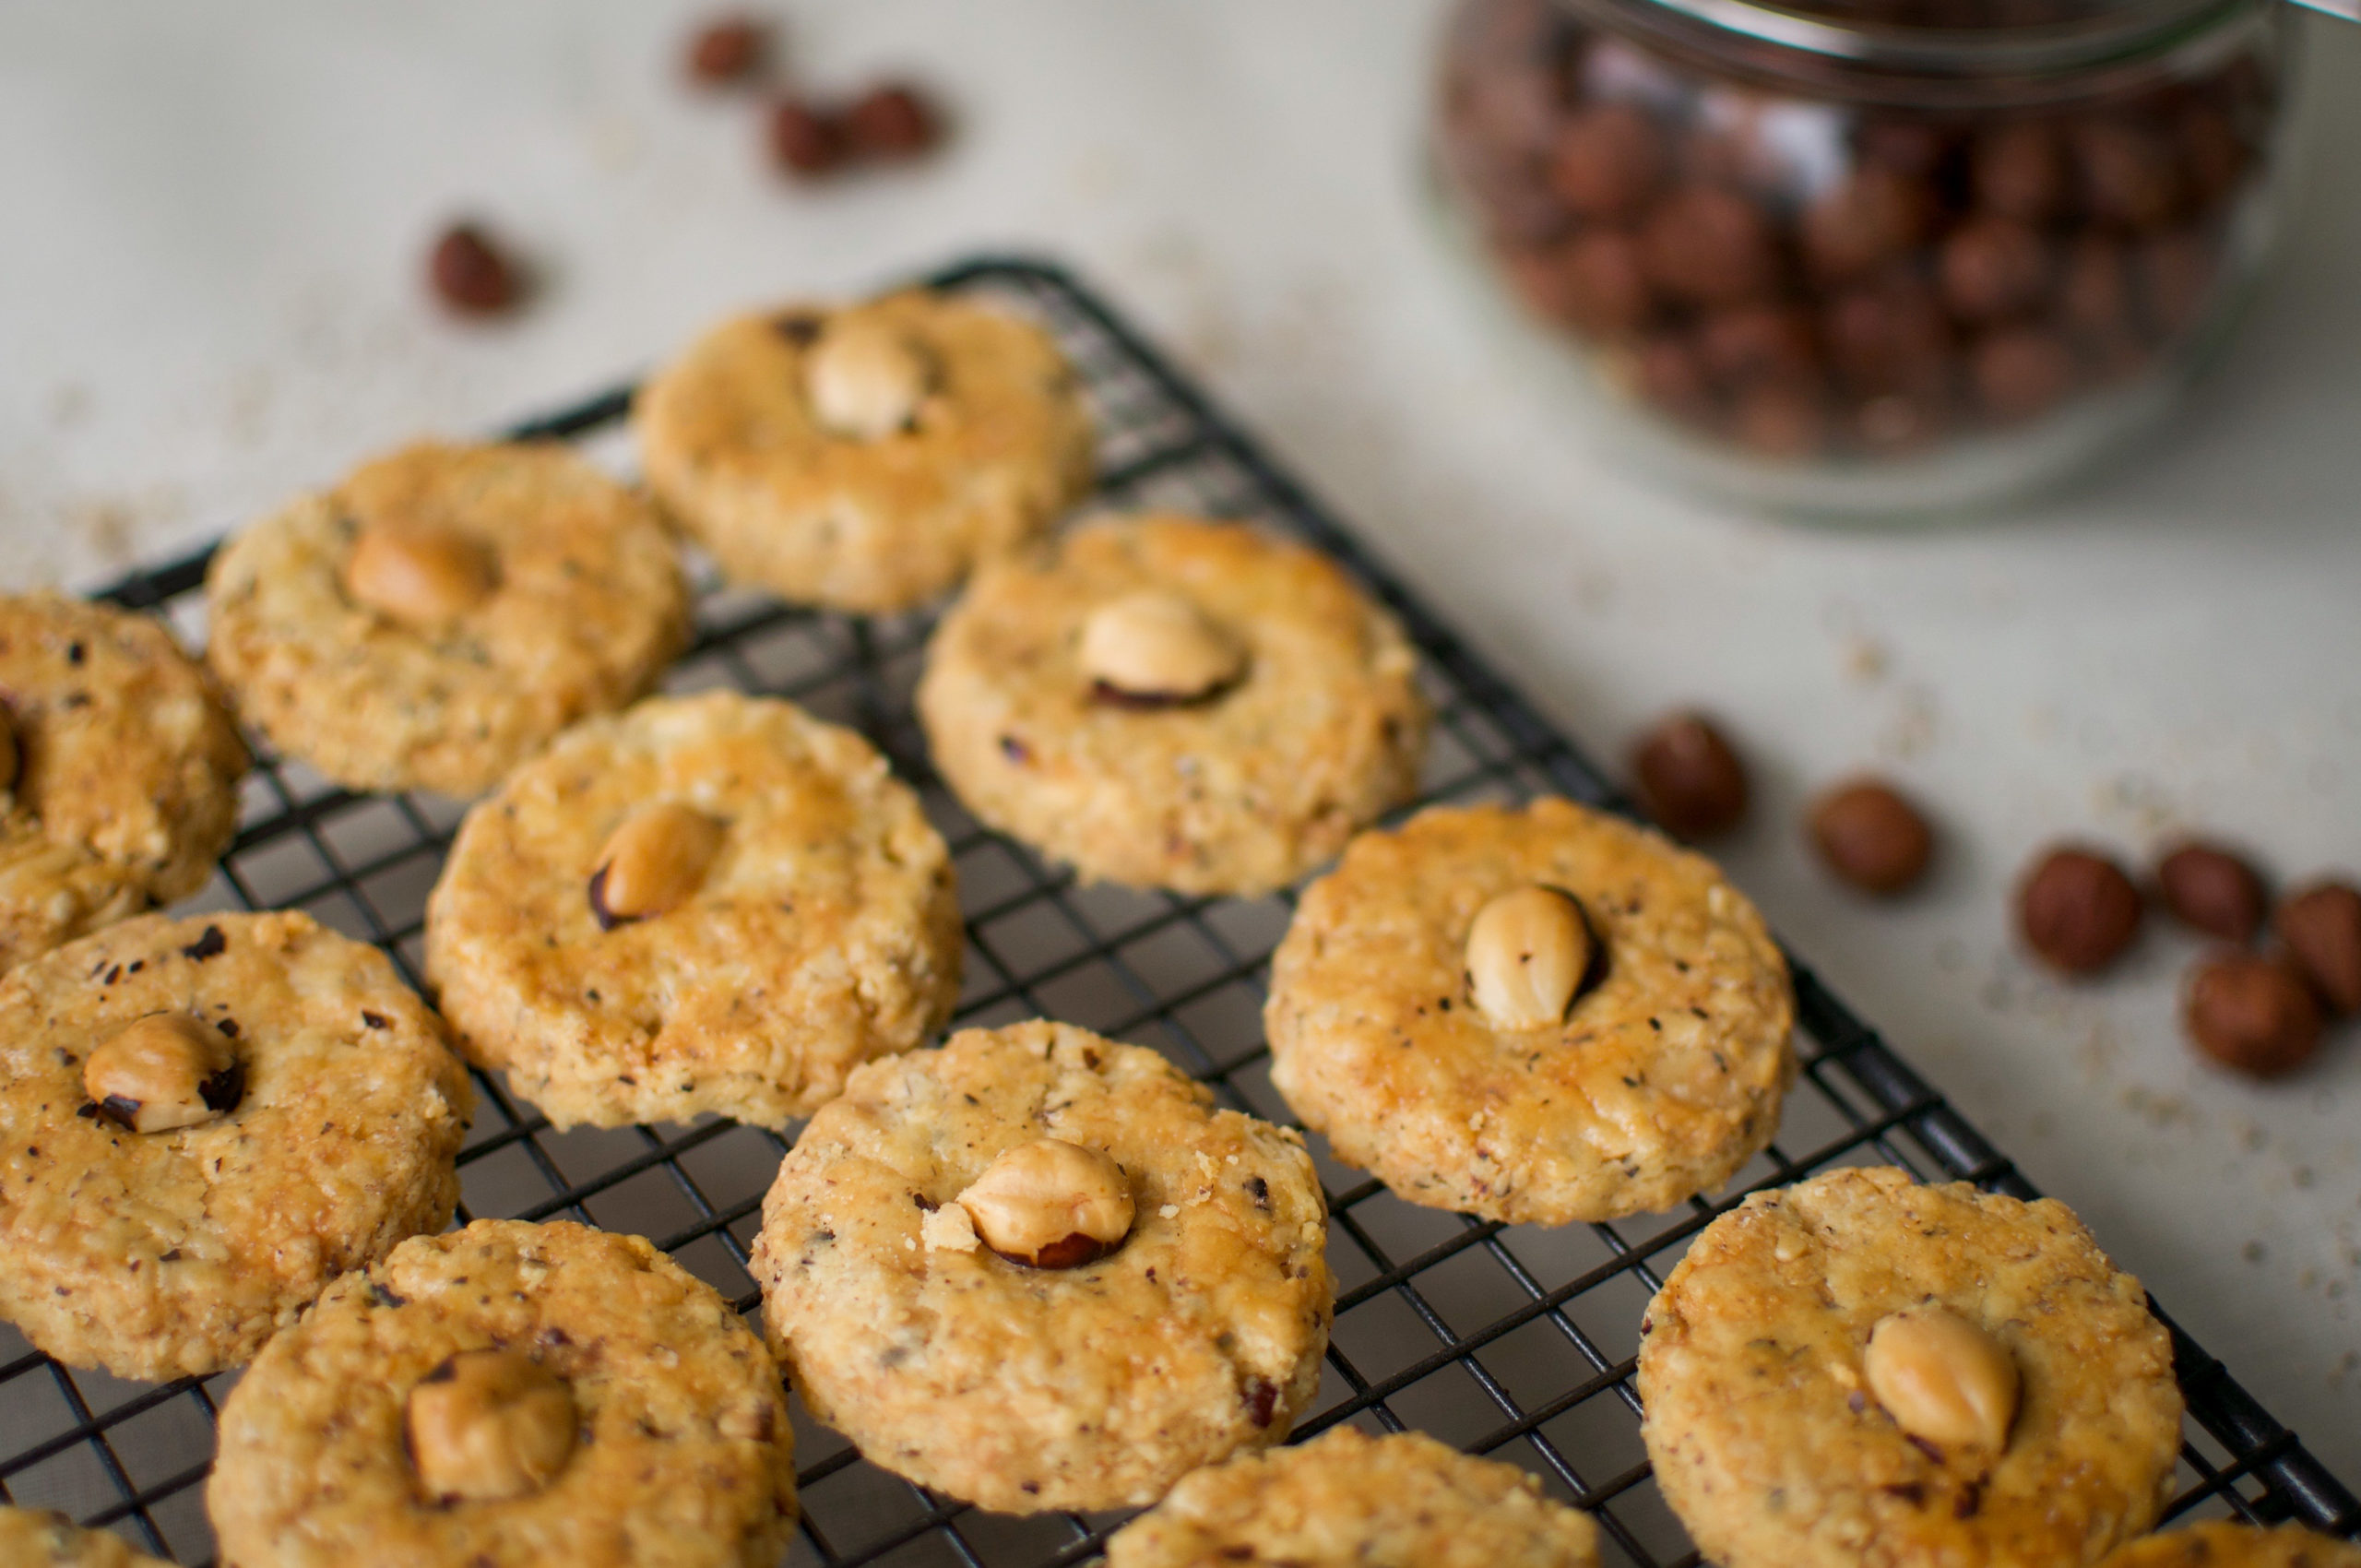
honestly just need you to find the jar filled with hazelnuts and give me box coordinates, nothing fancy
[1432,0,2298,515]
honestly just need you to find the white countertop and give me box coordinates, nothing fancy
[6,0,2359,1491]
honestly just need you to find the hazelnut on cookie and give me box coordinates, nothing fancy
[424,690,960,1130]
[0,910,470,1380]
[635,290,1096,613]
[1637,1167,2183,1568]
[0,594,248,974]
[206,440,690,797]
[207,1220,797,1568]
[750,1021,1334,1514]
[1265,797,1794,1225]
[918,514,1430,897]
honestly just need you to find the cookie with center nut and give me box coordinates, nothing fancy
[206,1219,798,1568]
[0,594,248,975]
[1264,797,1794,1226]
[917,514,1430,897]
[749,1020,1334,1514]
[424,689,961,1130]
[635,290,1096,612]
[2097,1523,2361,1568]
[0,909,471,1381]
[206,439,691,798]
[0,1507,172,1568]
[1637,1166,2183,1568]
[1103,1427,1601,1568]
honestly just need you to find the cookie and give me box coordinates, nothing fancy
[2101,1524,2361,1568]
[750,1020,1333,1513]
[1265,797,1794,1225]
[206,440,691,798]
[1637,1166,2184,1568]
[635,290,1095,613]
[0,594,248,974]
[424,690,960,1130]
[1104,1427,1601,1568]
[207,1219,797,1568]
[0,909,471,1381]
[0,1510,171,1568]
[917,514,1430,897]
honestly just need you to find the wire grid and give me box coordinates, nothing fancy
[3,255,2353,1566]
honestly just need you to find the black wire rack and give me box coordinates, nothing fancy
[4,255,2353,1566]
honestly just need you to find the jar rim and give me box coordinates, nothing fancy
[1557,0,2258,78]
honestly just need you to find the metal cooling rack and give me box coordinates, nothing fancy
[5,255,2354,1566]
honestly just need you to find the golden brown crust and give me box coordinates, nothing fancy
[0,594,248,973]
[1266,798,1793,1224]
[1637,1167,2184,1568]
[206,1220,797,1568]
[751,1021,1334,1514]
[635,291,1095,613]
[205,440,690,797]
[1104,1427,1601,1568]
[2100,1524,2361,1568]
[0,910,471,1380]
[0,1509,171,1568]
[423,691,961,1130]
[917,515,1430,897]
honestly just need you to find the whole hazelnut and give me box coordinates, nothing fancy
[1969,122,2069,223]
[1863,1304,2019,1453]
[2073,118,2183,232]
[1546,102,1667,220]
[1970,328,2079,423]
[2017,846,2143,975]
[1465,885,1596,1029]
[1823,272,1953,398]
[2274,881,2361,1016]
[956,1138,1136,1268]
[1631,711,1749,840]
[1800,167,1934,285]
[840,82,944,160]
[427,223,519,316]
[1629,334,1716,427]
[2184,952,2321,1078]
[685,17,766,86]
[2059,236,2134,341]
[1080,591,1247,707]
[1698,305,1821,387]
[1857,118,1953,178]
[1809,779,1935,896]
[1640,186,1782,308]
[1729,381,1828,461]
[2153,841,2267,943]
[1507,231,1655,339]
[1940,218,2052,324]
[768,100,845,176]
[2137,232,2216,338]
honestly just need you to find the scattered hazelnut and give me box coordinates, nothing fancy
[685,16,766,86]
[2016,846,2143,975]
[1730,381,1828,461]
[2073,118,2183,232]
[768,100,846,176]
[1863,1303,2020,1454]
[344,520,499,627]
[588,802,726,929]
[1631,711,1748,840]
[2154,841,2267,943]
[1079,591,1247,707]
[405,1348,578,1504]
[1640,186,1782,308]
[1800,167,1933,285]
[805,317,934,440]
[2274,881,2361,1016]
[1970,327,2079,423]
[2184,951,2321,1078]
[427,223,520,316]
[1939,218,2051,324]
[1465,885,1594,1029]
[840,82,944,160]
[955,1138,1135,1269]
[1809,778,1934,896]
[1970,121,2069,223]
[84,1014,243,1134]
[1545,103,1665,220]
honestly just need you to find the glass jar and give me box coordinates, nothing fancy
[1431,0,2296,515]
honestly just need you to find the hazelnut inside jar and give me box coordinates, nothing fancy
[1433,0,2293,517]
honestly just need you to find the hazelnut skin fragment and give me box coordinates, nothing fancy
[2274,881,2361,1016]
[955,1138,1136,1269]
[84,1013,243,1134]
[2155,842,2267,943]
[1465,885,1595,1030]
[405,1348,578,1504]
[345,520,498,627]
[587,802,726,929]
[1863,1303,2020,1454]
[1079,591,1247,708]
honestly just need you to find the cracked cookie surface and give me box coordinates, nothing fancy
[1265,797,1792,1225]
[1637,1166,2183,1568]
[635,290,1095,613]
[0,909,470,1380]
[0,594,247,974]
[750,1020,1333,1513]
[918,514,1429,897]
[425,690,960,1130]
[206,440,689,797]
[207,1219,797,1568]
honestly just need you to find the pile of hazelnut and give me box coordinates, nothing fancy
[1435,0,2276,462]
